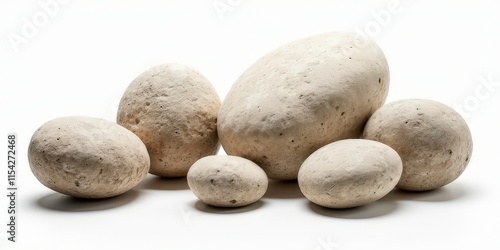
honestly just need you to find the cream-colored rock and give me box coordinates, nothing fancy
[298,139,402,208]
[218,32,390,180]
[362,99,473,191]
[28,116,150,199]
[187,155,268,207]
[117,64,221,177]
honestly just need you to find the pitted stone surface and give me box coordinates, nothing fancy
[298,139,402,208]
[218,32,390,180]
[28,116,150,199]
[117,64,221,177]
[187,155,268,207]
[362,99,473,191]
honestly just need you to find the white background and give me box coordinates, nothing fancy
[1,0,499,249]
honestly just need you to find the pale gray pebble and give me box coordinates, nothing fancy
[218,32,390,180]
[362,99,473,191]
[28,116,150,199]
[298,139,402,208]
[187,155,268,207]
[117,63,221,177]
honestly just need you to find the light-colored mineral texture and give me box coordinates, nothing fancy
[218,32,390,180]
[187,155,268,207]
[117,64,221,177]
[298,139,402,208]
[28,116,150,199]
[362,99,473,191]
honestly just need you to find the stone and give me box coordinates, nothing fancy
[187,155,268,207]
[218,32,390,180]
[28,116,150,199]
[362,99,473,191]
[117,64,221,177]
[298,139,402,208]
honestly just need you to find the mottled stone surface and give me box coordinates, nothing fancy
[28,116,150,199]
[218,32,390,180]
[117,64,221,177]
[187,155,268,207]
[362,99,473,191]
[298,139,402,208]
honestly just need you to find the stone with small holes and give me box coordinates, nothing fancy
[28,116,150,199]
[218,32,390,180]
[362,99,473,191]
[117,63,221,177]
[187,155,268,207]
[298,139,402,208]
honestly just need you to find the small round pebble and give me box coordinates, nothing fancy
[187,155,268,207]
[28,116,150,199]
[298,139,402,208]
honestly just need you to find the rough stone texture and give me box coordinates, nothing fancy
[187,155,268,207]
[117,64,221,177]
[218,32,390,180]
[362,99,473,191]
[28,116,150,199]
[298,139,402,208]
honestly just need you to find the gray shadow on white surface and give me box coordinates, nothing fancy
[194,200,265,214]
[307,183,469,218]
[308,199,398,219]
[263,180,305,199]
[383,183,469,202]
[136,175,189,190]
[36,189,140,212]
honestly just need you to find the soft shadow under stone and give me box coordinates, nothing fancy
[263,179,305,199]
[194,200,265,214]
[307,183,469,218]
[308,199,398,219]
[37,189,140,212]
[135,175,189,190]
[382,183,469,202]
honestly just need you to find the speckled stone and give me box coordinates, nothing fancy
[218,32,390,180]
[362,99,473,191]
[298,139,402,208]
[28,116,150,199]
[117,64,221,177]
[187,155,268,207]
